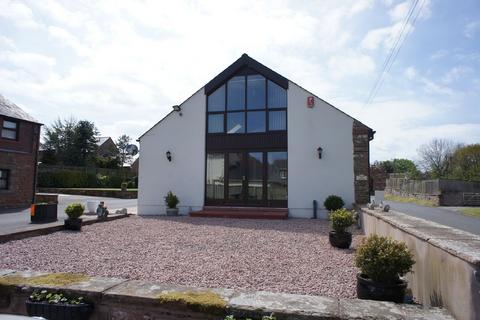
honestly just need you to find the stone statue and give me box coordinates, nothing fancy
[96,201,109,218]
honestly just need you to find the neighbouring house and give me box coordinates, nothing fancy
[138,54,374,218]
[96,136,118,158]
[130,157,139,174]
[0,95,42,209]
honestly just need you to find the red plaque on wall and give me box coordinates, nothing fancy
[307,96,315,108]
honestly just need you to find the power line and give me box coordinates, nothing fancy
[364,0,424,106]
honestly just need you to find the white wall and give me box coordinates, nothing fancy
[287,82,355,218]
[138,89,206,215]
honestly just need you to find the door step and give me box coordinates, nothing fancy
[190,207,288,219]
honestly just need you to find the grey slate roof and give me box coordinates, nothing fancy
[96,136,111,146]
[0,94,40,124]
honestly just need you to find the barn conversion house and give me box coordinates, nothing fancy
[138,54,374,218]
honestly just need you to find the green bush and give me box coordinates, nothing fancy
[37,168,127,188]
[164,191,179,209]
[330,209,354,233]
[324,195,345,211]
[65,203,84,219]
[355,234,415,284]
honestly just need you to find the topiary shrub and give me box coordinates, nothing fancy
[324,195,345,211]
[330,209,354,233]
[65,203,85,219]
[355,234,415,284]
[165,191,179,209]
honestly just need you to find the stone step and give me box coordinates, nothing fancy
[190,207,288,219]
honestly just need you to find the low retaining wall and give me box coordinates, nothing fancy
[38,188,138,199]
[362,207,480,320]
[0,270,452,320]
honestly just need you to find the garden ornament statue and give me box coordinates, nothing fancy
[96,201,109,218]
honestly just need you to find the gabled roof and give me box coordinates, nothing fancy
[205,53,289,95]
[0,94,41,124]
[96,136,112,146]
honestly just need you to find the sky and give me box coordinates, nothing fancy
[0,0,479,162]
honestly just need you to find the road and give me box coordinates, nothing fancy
[384,200,480,236]
[0,194,136,235]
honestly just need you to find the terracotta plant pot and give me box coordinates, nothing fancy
[328,231,352,249]
[356,273,408,303]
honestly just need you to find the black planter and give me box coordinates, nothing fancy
[356,273,408,303]
[64,218,83,231]
[26,300,92,320]
[328,231,352,249]
[31,203,58,224]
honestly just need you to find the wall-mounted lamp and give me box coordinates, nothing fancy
[172,105,182,116]
[166,151,172,162]
[317,147,323,159]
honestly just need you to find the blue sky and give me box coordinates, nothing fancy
[0,0,479,161]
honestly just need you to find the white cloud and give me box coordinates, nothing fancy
[328,51,375,79]
[429,49,448,60]
[48,26,89,56]
[0,0,40,29]
[464,20,480,38]
[389,1,410,22]
[441,66,473,84]
[404,66,416,79]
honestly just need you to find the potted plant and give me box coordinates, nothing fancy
[323,195,345,218]
[64,203,85,231]
[328,208,354,249]
[355,234,415,303]
[31,202,58,224]
[26,289,93,320]
[165,191,179,216]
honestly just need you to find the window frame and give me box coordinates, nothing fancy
[1,118,19,141]
[0,169,10,190]
[206,73,287,135]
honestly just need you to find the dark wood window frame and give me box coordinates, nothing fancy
[1,118,19,141]
[206,74,287,135]
[0,169,10,190]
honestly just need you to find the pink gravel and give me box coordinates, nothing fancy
[0,216,363,298]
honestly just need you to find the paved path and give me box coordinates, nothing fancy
[0,194,136,235]
[384,200,480,236]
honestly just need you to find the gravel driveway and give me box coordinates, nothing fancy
[0,216,362,298]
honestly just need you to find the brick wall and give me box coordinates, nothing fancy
[0,118,41,209]
[370,164,387,191]
[352,120,372,204]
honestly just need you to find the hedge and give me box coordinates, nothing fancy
[37,170,129,188]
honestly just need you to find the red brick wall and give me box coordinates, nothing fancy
[0,117,41,209]
[352,120,372,204]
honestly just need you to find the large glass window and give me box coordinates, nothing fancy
[227,112,245,134]
[248,152,263,200]
[268,152,287,200]
[247,111,266,133]
[269,110,286,131]
[267,80,287,109]
[208,85,225,112]
[1,120,18,140]
[247,75,265,109]
[227,76,245,110]
[208,114,224,133]
[228,153,243,200]
[206,154,224,199]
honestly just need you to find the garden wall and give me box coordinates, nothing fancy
[0,269,452,320]
[37,188,137,199]
[361,207,480,320]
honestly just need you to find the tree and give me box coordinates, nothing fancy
[116,134,133,167]
[373,158,420,178]
[449,144,480,181]
[417,138,459,178]
[43,118,99,166]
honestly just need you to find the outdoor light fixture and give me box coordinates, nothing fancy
[172,105,182,116]
[317,147,323,159]
[166,151,172,162]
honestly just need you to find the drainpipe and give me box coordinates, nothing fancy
[312,200,317,219]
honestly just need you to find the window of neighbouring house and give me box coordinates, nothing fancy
[0,169,9,190]
[206,73,287,134]
[1,120,18,140]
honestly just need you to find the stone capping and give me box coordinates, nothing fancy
[0,269,453,319]
[362,207,480,267]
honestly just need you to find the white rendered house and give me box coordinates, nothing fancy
[138,54,374,218]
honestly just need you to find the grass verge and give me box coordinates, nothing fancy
[385,194,437,207]
[459,208,480,219]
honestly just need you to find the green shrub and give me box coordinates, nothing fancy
[330,209,354,233]
[65,203,84,219]
[29,290,86,305]
[324,195,345,211]
[164,191,179,209]
[355,234,415,284]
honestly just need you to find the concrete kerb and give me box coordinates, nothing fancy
[0,269,453,320]
[0,213,131,244]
